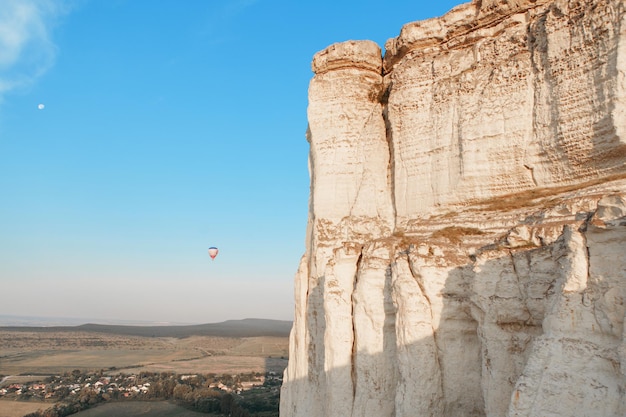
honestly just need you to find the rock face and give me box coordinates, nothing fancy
[280,0,626,416]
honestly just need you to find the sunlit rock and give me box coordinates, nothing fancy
[281,0,626,416]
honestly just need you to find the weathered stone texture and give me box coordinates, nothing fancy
[281,0,626,416]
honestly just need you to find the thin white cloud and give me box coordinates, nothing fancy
[0,0,70,99]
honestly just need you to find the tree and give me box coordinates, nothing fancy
[173,383,192,401]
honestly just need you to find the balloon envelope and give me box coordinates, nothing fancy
[208,247,218,260]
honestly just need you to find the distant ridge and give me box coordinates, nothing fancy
[0,318,293,338]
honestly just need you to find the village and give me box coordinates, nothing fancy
[0,369,282,416]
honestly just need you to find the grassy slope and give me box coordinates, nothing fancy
[51,401,211,417]
[0,399,54,417]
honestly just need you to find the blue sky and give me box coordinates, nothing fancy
[0,0,465,325]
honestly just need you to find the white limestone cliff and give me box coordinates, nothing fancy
[281,0,626,416]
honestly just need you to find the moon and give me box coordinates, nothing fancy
[38,104,45,110]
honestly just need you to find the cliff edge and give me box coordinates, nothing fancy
[281,0,626,416]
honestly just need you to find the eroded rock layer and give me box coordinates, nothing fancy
[281,1,626,416]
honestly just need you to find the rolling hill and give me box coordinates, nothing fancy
[0,318,292,338]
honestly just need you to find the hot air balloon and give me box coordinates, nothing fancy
[208,247,219,260]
